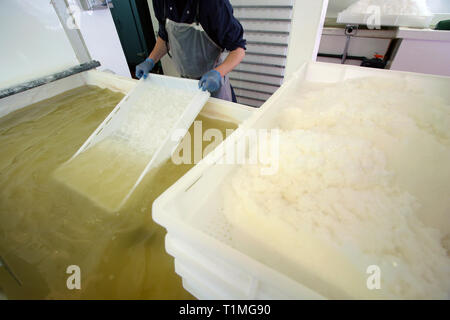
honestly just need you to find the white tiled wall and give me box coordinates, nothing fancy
[229,0,294,107]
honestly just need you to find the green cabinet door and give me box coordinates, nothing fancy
[110,0,155,68]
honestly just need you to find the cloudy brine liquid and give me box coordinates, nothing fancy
[0,85,237,299]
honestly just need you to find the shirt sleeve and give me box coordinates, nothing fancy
[203,0,246,51]
[152,0,168,42]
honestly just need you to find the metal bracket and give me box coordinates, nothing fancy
[342,24,359,64]
[51,0,92,64]
[0,61,101,99]
[345,24,359,36]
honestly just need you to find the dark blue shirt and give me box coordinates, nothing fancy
[152,0,246,51]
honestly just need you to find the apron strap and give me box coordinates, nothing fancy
[195,0,200,25]
[163,0,166,20]
[163,0,172,58]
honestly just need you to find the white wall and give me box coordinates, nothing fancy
[390,33,450,76]
[427,0,450,13]
[147,0,180,77]
[326,0,450,18]
[0,0,79,90]
[326,0,357,18]
[285,0,329,78]
[319,34,391,57]
[77,8,131,77]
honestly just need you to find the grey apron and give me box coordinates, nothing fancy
[164,1,232,101]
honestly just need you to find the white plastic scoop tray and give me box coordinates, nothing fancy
[54,74,210,212]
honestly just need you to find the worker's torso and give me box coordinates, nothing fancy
[162,0,232,101]
[160,0,222,50]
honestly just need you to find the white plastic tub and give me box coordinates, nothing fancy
[0,70,134,118]
[152,62,450,299]
[0,70,254,299]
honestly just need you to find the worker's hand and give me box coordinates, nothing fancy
[135,58,155,79]
[199,70,222,93]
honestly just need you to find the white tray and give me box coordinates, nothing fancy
[58,74,210,211]
[152,62,450,299]
[337,12,433,28]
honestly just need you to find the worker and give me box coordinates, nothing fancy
[135,0,246,102]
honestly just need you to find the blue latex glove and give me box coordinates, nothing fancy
[135,58,155,79]
[199,70,222,93]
